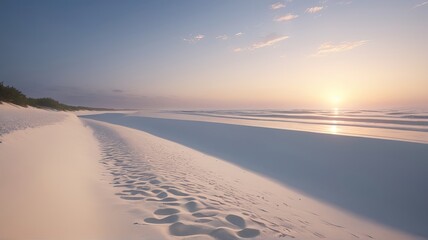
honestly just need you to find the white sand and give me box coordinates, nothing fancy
[0,104,162,239]
[0,104,424,239]
[82,112,428,239]
[82,118,421,240]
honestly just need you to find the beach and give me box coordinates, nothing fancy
[1,103,427,239]
[2,1,428,239]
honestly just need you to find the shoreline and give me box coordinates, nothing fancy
[1,105,426,239]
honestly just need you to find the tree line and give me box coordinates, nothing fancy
[0,82,112,111]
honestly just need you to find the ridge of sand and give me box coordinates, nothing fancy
[0,111,163,240]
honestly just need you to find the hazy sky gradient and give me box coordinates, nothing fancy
[1,0,427,109]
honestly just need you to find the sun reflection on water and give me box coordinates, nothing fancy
[329,125,339,134]
[333,107,339,115]
[329,108,340,134]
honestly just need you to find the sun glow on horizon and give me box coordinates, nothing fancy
[330,95,342,107]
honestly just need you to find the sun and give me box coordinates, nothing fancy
[330,95,342,107]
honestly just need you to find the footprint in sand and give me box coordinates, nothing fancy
[154,208,180,215]
[184,201,205,212]
[192,211,218,218]
[210,228,239,240]
[225,214,246,229]
[237,228,261,238]
[144,214,179,224]
[167,188,189,196]
[195,219,213,223]
[152,189,163,194]
[137,186,150,191]
[95,126,263,239]
[156,191,168,199]
[169,222,213,236]
[150,179,162,184]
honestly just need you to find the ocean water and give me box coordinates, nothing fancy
[153,109,428,144]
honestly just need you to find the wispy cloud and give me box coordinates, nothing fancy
[183,34,205,43]
[233,48,244,53]
[235,32,244,37]
[414,1,428,8]
[234,34,289,52]
[305,6,324,14]
[252,35,289,49]
[275,14,298,22]
[314,40,368,56]
[216,35,229,40]
[271,2,286,10]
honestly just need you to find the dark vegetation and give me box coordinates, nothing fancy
[0,82,112,111]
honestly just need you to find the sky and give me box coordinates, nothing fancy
[1,0,427,109]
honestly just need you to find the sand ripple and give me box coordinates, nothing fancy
[85,120,384,239]
[88,122,263,239]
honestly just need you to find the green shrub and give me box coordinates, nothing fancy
[0,82,28,106]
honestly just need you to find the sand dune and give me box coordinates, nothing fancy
[0,105,162,240]
[0,103,65,135]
